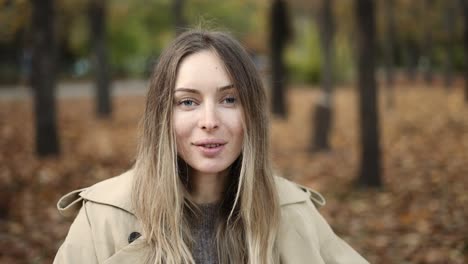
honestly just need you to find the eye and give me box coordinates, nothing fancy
[181,99,195,106]
[222,96,237,105]
[177,99,198,108]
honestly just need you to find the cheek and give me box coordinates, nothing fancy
[173,113,192,151]
[173,111,193,132]
[231,112,245,144]
[234,121,244,140]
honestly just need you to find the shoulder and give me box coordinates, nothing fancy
[274,175,326,208]
[55,170,143,263]
[57,169,135,217]
[274,175,327,240]
[274,176,370,264]
[80,169,135,214]
[275,176,332,261]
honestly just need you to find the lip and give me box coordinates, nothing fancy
[192,139,227,157]
[192,139,227,146]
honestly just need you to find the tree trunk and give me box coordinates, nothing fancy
[461,0,468,102]
[356,0,382,187]
[443,0,456,89]
[383,0,396,108]
[422,0,434,86]
[270,0,291,118]
[90,0,112,118]
[31,0,60,156]
[173,0,186,35]
[312,101,332,151]
[404,3,420,83]
[311,0,335,151]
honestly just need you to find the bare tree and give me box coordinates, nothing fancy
[404,3,420,83]
[356,0,382,187]
[270,0,291,118]
[443,0,456,89]
[462,0,468,103]
[311,0,335,151]
[89,0,112,118]
[422,0,434,86]
[383,0,396,108]
[31,0,60,156]
[404,40,419,83]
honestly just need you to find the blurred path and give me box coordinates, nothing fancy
[0,79,149,101]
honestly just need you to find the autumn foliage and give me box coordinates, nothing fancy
[0,84,467,263]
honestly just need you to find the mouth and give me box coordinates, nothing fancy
[192,140,227,156]
[197,143,225,148]
[192,139,227,147]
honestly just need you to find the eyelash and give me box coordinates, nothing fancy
[178,99,197,107]
[176,95,237,107]
[222,96,237,104]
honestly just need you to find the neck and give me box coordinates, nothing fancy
[190,170,228,204]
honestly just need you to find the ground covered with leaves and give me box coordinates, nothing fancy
[0,85,467,263]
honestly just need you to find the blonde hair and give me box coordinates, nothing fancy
[132,30,279,264]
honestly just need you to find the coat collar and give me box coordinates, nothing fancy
[57,170,325,217]
[57,170,135,217]
[275,175,326,208]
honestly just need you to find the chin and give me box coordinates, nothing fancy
[197,167,228,175]
[193,163,231,176]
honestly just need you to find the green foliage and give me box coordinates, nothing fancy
[186,0,257,36]
[107,1,172,77]
[104,0,266,77]
[104,0,267,77]
[286,18,322,85]
[286,16,354,85]
[67,14,89,57]
[334,33,355,83]
[0,0,466,82]
[0,0,30,44]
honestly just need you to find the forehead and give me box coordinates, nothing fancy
[175,50,232,90]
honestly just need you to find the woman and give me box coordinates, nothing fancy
[54,30,368,264]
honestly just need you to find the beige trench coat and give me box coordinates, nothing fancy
[53,170,369,264]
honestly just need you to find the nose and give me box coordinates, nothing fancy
[199,102,219,131]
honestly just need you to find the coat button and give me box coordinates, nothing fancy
[128,232,141,244]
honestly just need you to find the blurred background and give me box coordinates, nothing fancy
[0,0,467,263]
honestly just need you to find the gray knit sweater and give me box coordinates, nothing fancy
[191,203,219,264]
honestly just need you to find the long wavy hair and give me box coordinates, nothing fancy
[132,30,279,264]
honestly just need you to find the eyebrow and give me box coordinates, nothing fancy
[174,84,235,94]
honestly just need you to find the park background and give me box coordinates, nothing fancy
[0,0,467,263]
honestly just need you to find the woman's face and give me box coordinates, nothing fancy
[173,50,244,177]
